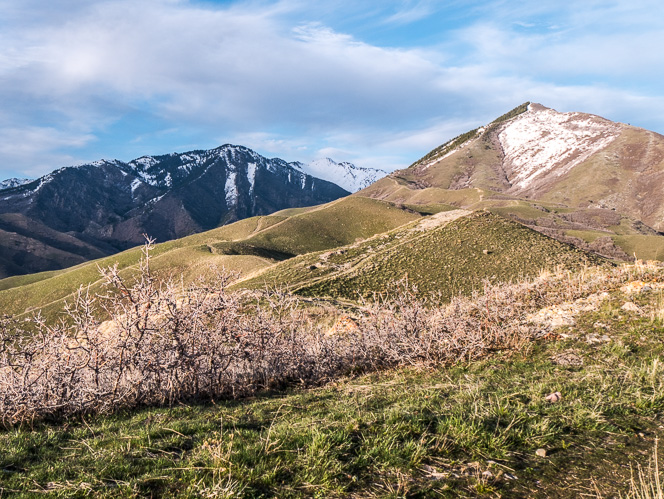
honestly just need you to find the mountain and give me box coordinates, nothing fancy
[360,103,664,260]
[0,145,349,278]
[0,178,32,190]
[291,158,387,192]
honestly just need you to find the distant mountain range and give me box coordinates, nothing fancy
[292,158,387,192]
[0,145,356,277]
[0,178,32,190]
[3,102,664,282]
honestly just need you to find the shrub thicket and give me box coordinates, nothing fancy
[0,240,659,426]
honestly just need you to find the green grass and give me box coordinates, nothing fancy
[302,213,604,301]
[613,235,664,261]
[271,206,320,217]
[2,275,663,497]
[0,268,68,292]
[565,229,607,243]
[243,197,419,256]
[357,182,488,209]
[0,197,419,320]
[241,211,606,302]
[489,202,561,221]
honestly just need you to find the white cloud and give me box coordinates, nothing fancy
[0,0,663,178]
[381,0,436,25]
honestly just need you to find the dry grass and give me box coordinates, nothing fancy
[624,439,663,499]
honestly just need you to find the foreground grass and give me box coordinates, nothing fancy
[2,279,664,497]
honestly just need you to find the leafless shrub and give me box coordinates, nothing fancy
[0,241,661,426]
[0,239,358,425]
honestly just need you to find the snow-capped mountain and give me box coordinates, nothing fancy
[0,145,349,278]
[291,158,387,192]
[0,178,32,190]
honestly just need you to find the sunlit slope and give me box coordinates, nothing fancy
[0,197,420,318]
[241,196,418,255]
[237,210,606,301]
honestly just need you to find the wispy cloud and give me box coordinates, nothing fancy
[0,125,96,177]
[381,1,436,25]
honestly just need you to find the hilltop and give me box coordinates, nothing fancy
[238,210,603,301]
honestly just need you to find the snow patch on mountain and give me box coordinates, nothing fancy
[134,170,161,187]
[130,178,143,195]
[225,171,237,206]
[247,163,257,194]
[0,178,32,190]
[499,104,622,190]
[131,156,159,169]
[293,158,386,192]
[27,174,56,197]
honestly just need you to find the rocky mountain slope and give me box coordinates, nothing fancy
[360,103,664,259]
[0,145,348,278]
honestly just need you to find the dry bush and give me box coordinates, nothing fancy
[0,240,360,425]
[0,242,661,426]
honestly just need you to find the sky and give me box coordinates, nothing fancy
[1,0,663,179]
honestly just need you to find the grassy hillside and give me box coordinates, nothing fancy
[0,197,420,318]
[242,196,418,256]
[357,180,664,262]
[239,210,606,301]
[0,205,606,320]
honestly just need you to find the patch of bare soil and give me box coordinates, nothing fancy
[415,209,472,231]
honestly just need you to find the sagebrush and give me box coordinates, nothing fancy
[0,241,659,426]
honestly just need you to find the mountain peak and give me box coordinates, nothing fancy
[363,101,664,235]
[0,178,33,190]
[527,102,549,112]
[294,158,387,192]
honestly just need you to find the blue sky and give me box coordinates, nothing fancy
[1,0,663,179]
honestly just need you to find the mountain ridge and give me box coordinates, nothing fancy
[291,158,387,192]
[0,144,350,278]
[0,178,32,190]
